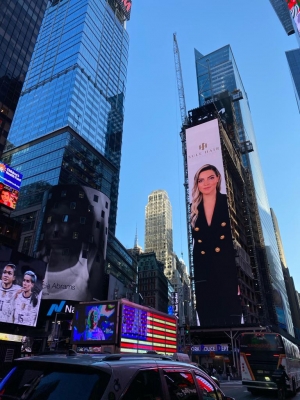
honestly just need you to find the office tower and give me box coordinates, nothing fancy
[0,0,48,156]
[286,49,300,112]
[269,0,300,111]
[194,45,293,334]
[144,190,173,274]
[269,0,295,35]
[4,0,131,236]
[271,208,300,338]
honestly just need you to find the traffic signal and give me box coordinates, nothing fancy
[185,325,190,334]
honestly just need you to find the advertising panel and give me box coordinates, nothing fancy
[286,0,300,34]
[0,245,46,327]
[37,185,110,302]
[120,303,177,354]
[0,162,23,210]
[117,0,132,20]
[71,302,118,344]
[186,118,241,326]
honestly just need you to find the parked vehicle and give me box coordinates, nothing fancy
[0,351,235,400]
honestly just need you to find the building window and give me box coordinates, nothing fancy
[61,190,67,197]
[88,205,94,212]
[79,191,84,198]
[47,216,52,223]
[88,235,94,243]
[105,201,108,209]
[53,231,59,238]
[80,217,86,224]
[48,193,52,200]
[93,195,98,202]
[101,210,105,218]
[96,221,100,228]
[73,232,79,239]
[21,236,32,255]
[70,202,76,209]
[62,215,68,222]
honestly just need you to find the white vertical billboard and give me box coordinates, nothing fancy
[186,119,241,326]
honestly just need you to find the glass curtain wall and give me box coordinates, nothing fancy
[195,45,293,335]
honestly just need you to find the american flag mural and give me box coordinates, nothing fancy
[120,304,177,354]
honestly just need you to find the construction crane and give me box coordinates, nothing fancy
[173,33,188,126]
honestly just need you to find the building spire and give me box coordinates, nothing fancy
[134,225,138,248]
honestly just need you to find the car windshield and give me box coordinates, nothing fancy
[0,364,110,400]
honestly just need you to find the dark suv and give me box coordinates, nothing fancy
[0,351,234,400]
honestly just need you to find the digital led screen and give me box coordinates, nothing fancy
[0,245,46,327]
[37,185,110,302]
[186,118,241,326]
[120,304,177,354]
[71,302,118,344]
[0,163,23,210]
[286,0,300,34]
[117,0,132,20]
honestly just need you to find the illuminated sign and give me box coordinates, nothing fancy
[171,292,179,317]
[191,344,229,353]
[71,302,118,344]
[286,0,300,34]
[120,304,177,354]
[46,301,75,316]
[0,163,23,210]
[117,0,132,20]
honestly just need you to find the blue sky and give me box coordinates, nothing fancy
[116,1,300,289]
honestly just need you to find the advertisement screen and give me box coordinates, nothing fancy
[120,304,177,354]
[0,162,23,210]
[0,246,46,327]
[286,0,300,34]
[186,118,241,326]
[37,185,110,302]
[71,302,118,344]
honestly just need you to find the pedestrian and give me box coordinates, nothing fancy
[231,365,237,379]
[226,365,231,381]
[217,366,223,381]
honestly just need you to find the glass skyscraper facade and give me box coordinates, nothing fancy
[5,0,130,234]
[0,0,48,155]
[269,0,295,36]
[195,45,293,335]
[286,48,300,112]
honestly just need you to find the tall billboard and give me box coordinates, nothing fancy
[286,0,300,34]
[0,162,23,210]
[186,118,241,326]
[36,185,110,302]
[0,245,46,327]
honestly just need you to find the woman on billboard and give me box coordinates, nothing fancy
[191,164,240,326]
[13,270,41,326]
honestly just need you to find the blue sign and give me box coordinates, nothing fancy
[0,163,23,191]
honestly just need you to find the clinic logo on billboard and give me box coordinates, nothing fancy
[188,140,220,159]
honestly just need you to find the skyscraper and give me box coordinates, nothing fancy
[144,190,173,276]
[269,0,295,35]
[4,0,131,235]
[0,0,48,155]
[286,48,300,112]
[194,45,293,334]
[269,0,300,112]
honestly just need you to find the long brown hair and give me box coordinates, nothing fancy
[190,164,221,228]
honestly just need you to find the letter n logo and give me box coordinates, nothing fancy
[47,301,66,316]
